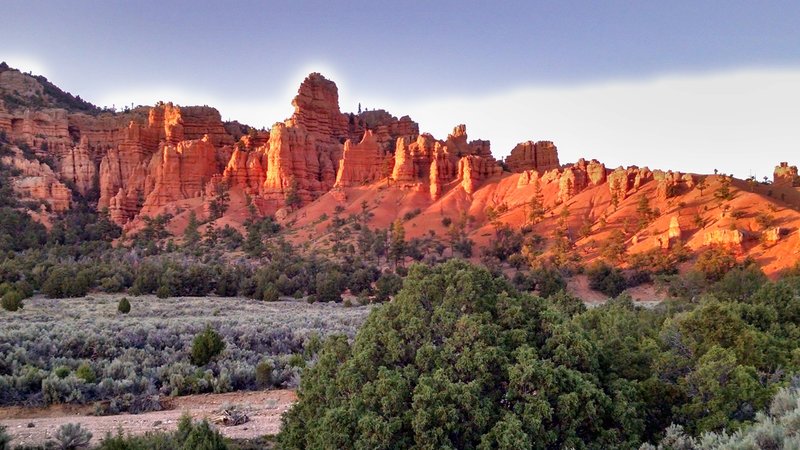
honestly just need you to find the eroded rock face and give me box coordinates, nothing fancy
[558,166,585,203]
[457,155,502,194]
[348,109,419,153]
[98,121,158,211]
[703,229,744,247]
[263,121,338,203]
[95,106,234,222]
[335,130,385,187]
[223,147,267,194]
[608,166,651,201]
[763,227,784,245]
[1,151,71,212]
[774,162,799,187]
[669,216,682,240]
[585,159,607,186]
[141,136,219,212]
[391,137,416,185]
[290,73,349,143]
[388,125,501,197]
[505,140,560,173]
[59,136,96,196]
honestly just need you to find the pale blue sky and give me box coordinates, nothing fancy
[2,1,799,178]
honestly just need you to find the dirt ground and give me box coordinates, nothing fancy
[567,275,666,307]
[0,390,296,447]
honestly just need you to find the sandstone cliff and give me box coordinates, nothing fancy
[505,140,560,173]
[335,130,385,187]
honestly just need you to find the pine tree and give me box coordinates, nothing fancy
[285,177,301,209]
[389,220,406,267]
[528,180,546,224]
[183,211,200,245]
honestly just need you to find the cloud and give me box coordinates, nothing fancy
[391,68,800,179]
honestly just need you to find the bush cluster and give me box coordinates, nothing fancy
[280,260,800,449]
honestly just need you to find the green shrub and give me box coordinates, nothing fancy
[374,271,402,302]
[75,363,96,383]
[181,419,227,450]
[156,285,171,299]
[255,361,273,389]
[117,297,131,314]
[587,262,627,297]
[315,270,344,303]
[530,267,566,298]
[190,326,225,366]
[287,353,306,369]
[262,283,279,302]
[695,246,738,282]
[0,424,11,450]
[42,266,89,298]
[94,413,228,449]
[54,365,71,379]
[54,422,92,449]
[1,289,24,311]
[278,260,645,448]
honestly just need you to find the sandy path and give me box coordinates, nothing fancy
[0,390,296,447]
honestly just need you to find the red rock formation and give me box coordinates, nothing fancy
[1,150,71,212]
[517,158,605,203]
[349,109,419,152]
[429,156,443,200]
[774,162,799,187]
[335,130,385,187]
[445,124,492,158]
[457,155,502,194]
[585,159,607,185]
[608,166,651,201]
[223,147,267,194]
[682,173,695,189]
[506,141,560,173]
[391,137,416,185]
[98,121,155,210]
[263,122,338,202]
[140,135,219,213]
[0,108,70,147]
[703,229,744,247]
[13,177,71,212]
[763,227,784,246]
[290,73,349,143]
[59,136,96,196]
[668,216,682,240]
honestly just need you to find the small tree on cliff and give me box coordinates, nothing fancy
[636,195,655,230]
[285,177,301,210]
[528,180,546,225]
[209,182,230,220]
[695,177,708,196]
[714,176,734,204]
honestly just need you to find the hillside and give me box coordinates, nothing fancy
[1,63,799,276]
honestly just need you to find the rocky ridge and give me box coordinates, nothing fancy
[1,64,799,274]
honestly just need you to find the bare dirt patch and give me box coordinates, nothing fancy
[567,275,667,307]
[0,389,295,447]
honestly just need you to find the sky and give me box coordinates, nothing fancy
[2,0,799,178]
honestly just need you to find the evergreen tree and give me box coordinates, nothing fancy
[183,211,201,246]
[389,219,406,267]
[285,177,301,209]
[528,179,546,224]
